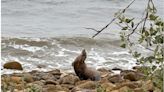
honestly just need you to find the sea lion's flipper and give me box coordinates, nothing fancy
[80,49,87,63]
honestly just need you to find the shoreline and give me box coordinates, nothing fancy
[1,67,161,92]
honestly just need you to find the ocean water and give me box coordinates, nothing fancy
[1,0,163,74]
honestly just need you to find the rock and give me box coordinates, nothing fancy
[48,69,61,79]
[3,61,23,70]
[101,82,116,91]
[97,68,112,73]
[48,69,61,75]
[116,81,142,89]
[143,80,154,91]
[23,73,34,83]
[118,86,132,92]
[134,88,144,92]
[77,81,97,89]
[112,67,122,71]
[43,84,69,92]
[14,84,24,90]
[42,73,57,81]
[45,80,58,85]
[59,74,79,85]
[97,68,113,78]
[32,80,45,86]
[26,84,42,92]
[71,87,96,92]
[10,76,23,84]
[108,74,123,83]
[121,70,145,81]
[61,84,74,90]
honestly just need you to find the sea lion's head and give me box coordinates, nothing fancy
[72,49,87,66]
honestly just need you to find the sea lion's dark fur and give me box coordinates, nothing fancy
[72,49,101,81]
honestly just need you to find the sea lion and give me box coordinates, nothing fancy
[72,49,101,81]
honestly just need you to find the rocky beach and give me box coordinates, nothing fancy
[1,61,161,92]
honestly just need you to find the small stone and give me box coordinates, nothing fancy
[3,61,23,70]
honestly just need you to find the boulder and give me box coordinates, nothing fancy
[3,61,23,70]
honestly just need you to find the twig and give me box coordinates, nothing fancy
[84,27,99,32]
[88,0,136,38]
[141,0,151,33]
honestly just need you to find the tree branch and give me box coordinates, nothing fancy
[88,0,136,38]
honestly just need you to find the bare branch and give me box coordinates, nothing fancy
[90,0,136,38]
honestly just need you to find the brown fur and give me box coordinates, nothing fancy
[72,49,100,81]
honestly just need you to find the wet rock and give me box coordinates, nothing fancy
[112,67,122,71]
[59,74,79,85]
[108,74,123,83]
[3,61,23,70]
[77,81,97,89]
